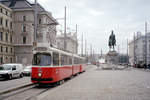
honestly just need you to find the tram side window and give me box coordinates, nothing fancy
[78,58,80,64]
[61,55,67,65]
[80,58,82,64]
[69,57,72,65]
[74,57,78,64]
[81,59,84,64]
[53,52,59,66]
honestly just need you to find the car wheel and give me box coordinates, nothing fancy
[9,74,12,80]
[20,73,23,78]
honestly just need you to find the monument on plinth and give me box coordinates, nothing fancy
[105,30,119,64]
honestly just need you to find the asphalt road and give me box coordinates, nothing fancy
[35,65,150,100]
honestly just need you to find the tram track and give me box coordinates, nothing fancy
[0,83,37,100]
[0,79,72,100]
[0,85,52,100]
[0,83,34,95]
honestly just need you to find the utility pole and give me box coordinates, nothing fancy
[101,49,103,58]
[33,0,37,47]
[85,39,87,57]
[93,50,95,62]
[127,38,128,67]
[81,33,83,56]
[133,33,136,67]
[64,6,67,51]
[90,44,92,63]
[145,22,148,68]
[76,24,78,54]
[118,45,120,54]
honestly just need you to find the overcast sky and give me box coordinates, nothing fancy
[30,0,150,54]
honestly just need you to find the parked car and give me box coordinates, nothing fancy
[23,65,32,76]
[86,62,91,65]
[0,63,24,80]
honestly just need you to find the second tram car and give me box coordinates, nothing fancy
[31,47,86,84]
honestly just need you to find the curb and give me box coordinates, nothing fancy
[0,83,34,95]
[133,67,150,72]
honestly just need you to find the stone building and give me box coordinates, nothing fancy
[0,3,14,64]
[57,32,78,54]
[0,0,58,65]
[129,32,150,66]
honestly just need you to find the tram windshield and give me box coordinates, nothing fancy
[33,53,52,66]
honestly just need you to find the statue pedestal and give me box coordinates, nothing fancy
[106,51,119,64]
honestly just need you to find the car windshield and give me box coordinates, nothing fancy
[0,65,12,70]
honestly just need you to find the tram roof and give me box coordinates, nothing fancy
[49,47,73,56]
[33,46,84,59]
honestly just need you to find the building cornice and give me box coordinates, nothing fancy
[12,8,34,11]
[0,3,12,11]
[14,44,33,47]
[38,11,59,25]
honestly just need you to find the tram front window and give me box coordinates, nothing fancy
[33,54,51,66]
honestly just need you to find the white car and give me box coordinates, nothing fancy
[23,66,32,76]
[0,63,24,80]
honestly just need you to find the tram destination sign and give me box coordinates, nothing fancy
[34,47,47,51]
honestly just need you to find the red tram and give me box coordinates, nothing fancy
[31,47,86,84]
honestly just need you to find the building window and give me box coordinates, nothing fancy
[0,8,2,13]
[10,22,12,29]
[39,19,41,24]
[6,33,8,42]
[1,46,3,52]
[0,57,3,64]
[6,19,8,27]
[5,57,8,62]
[23,36,26,44]
[22,25,26,32]
[0,17,3,25]
[23,16,26,21]
[0,32,3,41]
[6,11,7,15]
[10,35,12,43]
[10,57,13,63]
[11,48,12,53]
[6,47,8,53]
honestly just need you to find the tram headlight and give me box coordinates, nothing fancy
[38,73,42,77]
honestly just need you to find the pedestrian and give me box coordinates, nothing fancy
[96,62,100,69]
[148,64,150,70]
[143,63,146,69]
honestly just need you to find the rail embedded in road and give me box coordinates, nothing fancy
[0,83,34,95]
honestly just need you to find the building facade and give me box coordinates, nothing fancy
[129,32,150,66]
[0,0,58,65]
[56,32,78,54]
[0,3,14,64]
